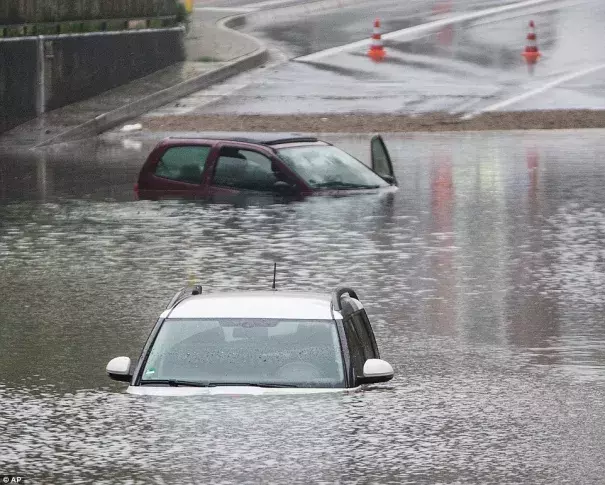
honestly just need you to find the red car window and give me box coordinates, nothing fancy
[212,148,278,192]
[155,146,211,184]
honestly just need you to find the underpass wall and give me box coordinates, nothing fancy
[0,27,184,133]
[0,39,38,133]
[45,28,184,110]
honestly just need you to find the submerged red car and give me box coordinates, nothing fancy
[135,134,397,200]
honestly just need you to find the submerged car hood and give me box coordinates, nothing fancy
[127,385,358,396]
[310,185,398,197]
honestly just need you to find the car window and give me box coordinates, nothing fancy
[154,146,211,184]
[344,320,366,376]
[212,148,278,191]
[277,145,389,189]
[141,318,345,388]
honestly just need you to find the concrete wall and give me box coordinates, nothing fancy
[0,27,184,133]
[45,28,184,110]
[0,39,38,133]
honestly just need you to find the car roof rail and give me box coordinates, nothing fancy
[331,285,361,311]
[165,285,203,310]
[162,136,320,146]
[264,137,319,145]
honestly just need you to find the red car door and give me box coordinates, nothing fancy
[206,143,302,202]
[137,143,215,199]
[370,135,398,186]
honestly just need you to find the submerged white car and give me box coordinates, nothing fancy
[107,285,394,395]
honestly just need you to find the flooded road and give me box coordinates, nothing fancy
[2,129,605,483]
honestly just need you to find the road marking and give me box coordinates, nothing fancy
[461,63,605,118]
[295,0,569,62]
[194,7,255,12]
[194,0,300,11]
[241,0,300,8]
[469,0,585,26]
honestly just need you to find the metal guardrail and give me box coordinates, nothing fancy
[0,16,178,37]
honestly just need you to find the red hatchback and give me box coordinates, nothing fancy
[135,134,397,201]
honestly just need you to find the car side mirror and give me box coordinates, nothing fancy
[106,356,132,382]
[357,358,394,385]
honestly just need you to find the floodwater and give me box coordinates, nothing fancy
[1,129,605,483]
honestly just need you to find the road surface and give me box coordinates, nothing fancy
[143,0,605,118]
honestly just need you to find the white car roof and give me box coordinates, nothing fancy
[165,291,341,320]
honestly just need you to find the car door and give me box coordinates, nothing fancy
[371,134,398,186]
[207,145,299,202]
[140,144,212,199]
[339,294,380,384]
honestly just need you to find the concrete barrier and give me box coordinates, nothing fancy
[42,27,185,110]
[0,38,38,133]
[0,27,185,136]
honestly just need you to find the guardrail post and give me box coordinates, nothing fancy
[35,35,46,115]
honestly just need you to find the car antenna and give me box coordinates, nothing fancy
[272,262,277,290]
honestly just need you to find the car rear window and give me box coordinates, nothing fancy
[155,146,211,184]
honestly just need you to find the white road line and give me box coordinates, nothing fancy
[194,0,298,11]
[468,0,585,27]
[241,0,299,8]
[194,7,255,12]
[462,63,605,118]
[296,0,566,62]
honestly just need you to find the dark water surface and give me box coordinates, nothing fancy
[1,130,605,483]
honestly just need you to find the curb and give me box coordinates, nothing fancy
[37,15,268,147]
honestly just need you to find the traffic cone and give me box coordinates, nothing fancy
[522,20,541,73]
[434,0,454,47]
[368,18,386,62]
[432,0,452,18]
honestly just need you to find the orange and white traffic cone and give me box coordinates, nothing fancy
[522,20,541,74]
[434,0,454,47]
[368,18,386,62]
[432,0,452,19]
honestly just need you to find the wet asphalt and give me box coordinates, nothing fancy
[2,130,605,482]
[147,0,605,117]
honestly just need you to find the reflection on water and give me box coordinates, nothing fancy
[1,130,605,483]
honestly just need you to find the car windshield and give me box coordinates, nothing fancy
[140,318,345,388]
[277,145,389,189]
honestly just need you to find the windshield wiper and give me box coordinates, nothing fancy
[314,181,380,189]
[139,379,210,387]
[139,380,299,388]
[207,382,299,388]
